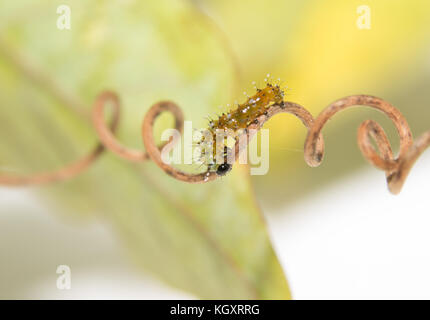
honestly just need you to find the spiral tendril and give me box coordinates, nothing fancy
[0,92,428,194]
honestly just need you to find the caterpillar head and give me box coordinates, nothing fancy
[215,146,234,176]
[215,163,232,176]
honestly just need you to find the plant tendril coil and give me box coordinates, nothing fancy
[0,92,429,194]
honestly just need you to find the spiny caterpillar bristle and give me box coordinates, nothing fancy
[196,83,285,175]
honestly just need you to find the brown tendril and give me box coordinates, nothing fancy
[141,100,218,183]
[302,95,424,195]
[0,92,119,186]
[93,91,185,162]
[0,92,429,194]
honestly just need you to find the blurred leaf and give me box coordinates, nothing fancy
[0,0,290,298]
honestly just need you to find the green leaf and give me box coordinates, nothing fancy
[0,0,290,299]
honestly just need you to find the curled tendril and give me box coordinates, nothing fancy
[0,92,120,186]
[301,95,428,195]
[0,92,429,194]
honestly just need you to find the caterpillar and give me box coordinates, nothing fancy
[1,86,429,195]
[197,83,285,176]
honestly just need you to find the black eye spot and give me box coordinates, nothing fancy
[216,163,232,176]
